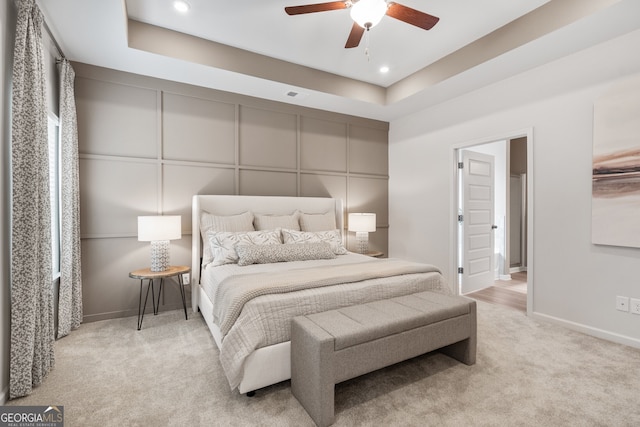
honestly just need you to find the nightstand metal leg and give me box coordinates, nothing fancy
[154,278,164,315]
[137,278,155,330]
[178,274,188,320]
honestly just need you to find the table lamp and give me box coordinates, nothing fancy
[348,213,376,254]
[138,215,181,272]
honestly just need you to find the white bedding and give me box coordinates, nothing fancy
[201,253,450,390]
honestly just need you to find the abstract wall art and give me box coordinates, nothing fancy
[592,74,640,248]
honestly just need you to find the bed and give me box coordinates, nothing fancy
[191,195,451,394]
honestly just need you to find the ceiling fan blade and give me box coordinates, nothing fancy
[386,2,439,30]
[285,1,348,15]
[345,22,365,48]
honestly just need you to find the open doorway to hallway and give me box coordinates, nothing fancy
[456,135,530,314]
[466,271,527,312]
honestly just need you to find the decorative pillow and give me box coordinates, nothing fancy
[236,242,336,266]
[299,211,336,232]
[254,211,300,231]
[207,229,281,266]
[200,211,255,266]
[281,228,347,255]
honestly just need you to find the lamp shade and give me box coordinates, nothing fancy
[348,213,376,232]
[137,216,181,242]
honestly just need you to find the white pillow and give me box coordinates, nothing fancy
[254,211,300,231]
[299,211,336,232]
[200,211,254,266]
[208,229,282,266]
[281,228,347,255]
[236,242,336,266]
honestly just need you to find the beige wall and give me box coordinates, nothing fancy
[74,63,389,322]
[510,137,527,175]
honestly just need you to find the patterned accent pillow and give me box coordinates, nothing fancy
[208,229,282,266]
[254,211,300,231]
[299,211,336,232]
[200,211,255,266]
[281,228,348,255]
[236,242,336,266]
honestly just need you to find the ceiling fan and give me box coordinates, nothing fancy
[285,0,440,48]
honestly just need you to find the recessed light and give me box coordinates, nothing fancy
[379,66,390,74]
[173,0,190,13]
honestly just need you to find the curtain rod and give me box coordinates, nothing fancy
[12,0,65,59]
[40,6,65,60]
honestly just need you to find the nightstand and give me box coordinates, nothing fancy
[129,265,190,330]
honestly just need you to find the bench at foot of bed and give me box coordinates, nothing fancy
[290,291,477,427]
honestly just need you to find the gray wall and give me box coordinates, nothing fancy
[74,63,389,323]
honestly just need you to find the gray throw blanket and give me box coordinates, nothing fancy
[213,259,441,337]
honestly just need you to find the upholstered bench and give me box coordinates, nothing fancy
[291,291,477,427]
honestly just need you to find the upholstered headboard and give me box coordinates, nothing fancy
[191,195,344,310]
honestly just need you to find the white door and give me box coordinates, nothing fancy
[460,150,495,294]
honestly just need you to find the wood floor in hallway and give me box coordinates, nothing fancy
[465,271,527,313]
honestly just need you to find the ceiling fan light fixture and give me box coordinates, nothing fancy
[350,0,388,29]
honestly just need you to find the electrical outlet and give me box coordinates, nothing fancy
[630,298,640,315]
[616,296,629,312]
[181,273,190,285]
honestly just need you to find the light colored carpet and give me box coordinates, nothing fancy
[6,301,640,426]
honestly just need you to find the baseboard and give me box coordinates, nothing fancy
[509,266,527,273]
[531,312,640,350]
[499,274,511,280]
[83,303,191,323]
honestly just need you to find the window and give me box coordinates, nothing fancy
[48,113,61,279]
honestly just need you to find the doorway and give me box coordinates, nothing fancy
[453,131,533,314]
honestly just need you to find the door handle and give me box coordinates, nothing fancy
[491,225,498,229]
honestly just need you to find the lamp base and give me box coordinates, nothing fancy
[150,240,170,272]
[355,231,369,255]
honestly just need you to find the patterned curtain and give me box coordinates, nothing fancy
[10,0,55,399]
[57,59,83,338]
